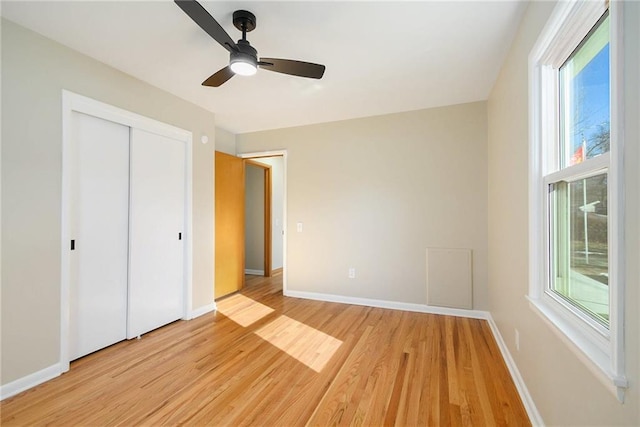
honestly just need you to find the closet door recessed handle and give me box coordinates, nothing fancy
[178,232,182,241]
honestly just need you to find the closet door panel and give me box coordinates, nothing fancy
[70,112,129,360]
[128,128,185,338]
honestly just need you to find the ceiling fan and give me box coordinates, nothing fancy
[175,0,326,87]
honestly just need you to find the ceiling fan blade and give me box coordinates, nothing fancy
[202,66,235,87]
[175,0,237,53]
[259,58,325,79]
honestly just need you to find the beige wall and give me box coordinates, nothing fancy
[215,127,236,155]
[1,19,216,385]
[487,1,639,425]
[237,102,488,308]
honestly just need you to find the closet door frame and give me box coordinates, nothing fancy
[60,90,193,373]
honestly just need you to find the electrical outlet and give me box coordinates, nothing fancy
[348,268,356,279]
[515,329,520,352]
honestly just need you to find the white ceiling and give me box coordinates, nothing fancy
[1,0,527,134]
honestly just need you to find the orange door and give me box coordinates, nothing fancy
[215,151,245,298]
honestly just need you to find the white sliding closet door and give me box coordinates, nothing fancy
[128,128,185,338]
[69,112,130,360]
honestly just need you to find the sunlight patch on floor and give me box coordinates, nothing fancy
[255,315,343,372]
[217,294,275,327]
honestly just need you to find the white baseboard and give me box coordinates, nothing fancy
[486,315,545,426]
[187,302,217,320]
[245,269,264,276]
[1,363,62,401]
[283,289,490,319]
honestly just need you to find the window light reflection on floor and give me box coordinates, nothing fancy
[216,294,275,327]
[255,315,343,373]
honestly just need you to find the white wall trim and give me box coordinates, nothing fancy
[60,90,193,372]
[187,302,217,320]
[284,289,490,320]
[62,91,193,142]
[245,269,265,276]
[237,150,288,294]
[0,364,62,401]
[486,315,545,427]
[184,124,194,322]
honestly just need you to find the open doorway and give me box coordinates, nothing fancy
[215,150,286,299]
[244,160,272,277]
[243,156,285,281]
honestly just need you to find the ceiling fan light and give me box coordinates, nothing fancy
[230,59,257,76]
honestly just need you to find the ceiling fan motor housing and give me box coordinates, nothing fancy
[231,39,258,69]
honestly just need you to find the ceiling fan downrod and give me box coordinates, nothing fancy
[233,10,256,41]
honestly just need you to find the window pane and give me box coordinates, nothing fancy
[550,174,609,326]
[559,13,610,168]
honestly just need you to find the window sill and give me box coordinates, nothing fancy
[526,295,627,402]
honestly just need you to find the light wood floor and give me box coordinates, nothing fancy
[1,272,530,426]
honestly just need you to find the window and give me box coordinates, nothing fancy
[549,11,610,331]
[529,1,626,401]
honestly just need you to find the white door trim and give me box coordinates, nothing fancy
[60,90,193,372]
[237,150,288,294]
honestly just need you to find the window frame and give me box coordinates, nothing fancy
[528,0,627,402]
[546,165,610,334]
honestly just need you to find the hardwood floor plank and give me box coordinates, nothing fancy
[383,350,408,427]
[1,272,530,426]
